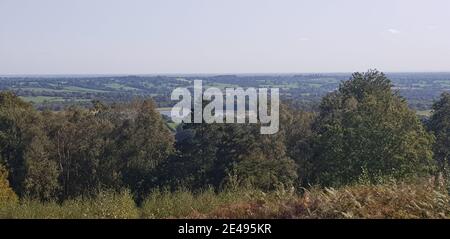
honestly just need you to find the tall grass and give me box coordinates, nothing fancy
[140,187,259,218]
[0,190,139,219]
[1,179,449,219]
[206,178,450,219]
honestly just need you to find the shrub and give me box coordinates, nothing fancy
[206,178,450,219]
[2,180,450,219]
[0,189,138,219]
[281,179,450,219]
[0,164,18,207]
[63,189,139,219]
[140,187,256,218]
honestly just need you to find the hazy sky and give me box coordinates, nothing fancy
[1,0,450,74]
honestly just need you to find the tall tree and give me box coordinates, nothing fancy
[115,99,175,198]
[45,106,118,199]
[165,119,297,191]
[311,70,435,186]
[428,92,450,172]
[0,92,59,200]
[279,103,316,186]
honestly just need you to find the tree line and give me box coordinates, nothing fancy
[1,70,449,203]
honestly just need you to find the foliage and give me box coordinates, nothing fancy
[114,100,175,200]
[311,70,435,186]
[140,187,253,218]
[279,103,316,186]
[0,164,18,207]
[428,92,450,172]
[2,179,449,219]
[161,121,297,191]
[0,189,138,219]
[206,178,450,219]
[0,92,60,200]
[0,70,448,218]
[0,92,174,201]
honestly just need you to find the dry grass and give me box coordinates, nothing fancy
[0,190,139,219]
[1,179,449,219]
[203,178,450,219]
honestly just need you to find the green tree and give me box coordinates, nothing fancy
[165,120,297,191]
[279,103,316,186]
[46,106,118,199]
[428,92,450,172]
[22,131,60,200]
[0,92,60,200]
[312,70,435,186]
[114,99,175,199]
[41,99,174,200]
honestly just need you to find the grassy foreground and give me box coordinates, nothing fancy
[1,179,449,219]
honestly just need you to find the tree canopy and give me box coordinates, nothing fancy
[428,92,450,172]
[310,70,435,186]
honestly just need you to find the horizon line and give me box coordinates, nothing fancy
[2,70,450,78]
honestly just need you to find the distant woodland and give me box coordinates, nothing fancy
[1,72,450,112]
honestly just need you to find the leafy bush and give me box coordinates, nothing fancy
[0,164,18,207]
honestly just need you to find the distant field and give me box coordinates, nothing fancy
[63,86,108,93]
[105,83,140,91]
[416,110,433,117]
[20,96,91,103]
[18,86,107,93]
[2,73,450,111]
[20,96,66,103]
[205,82,240,89]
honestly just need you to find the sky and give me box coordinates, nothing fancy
[1,0,450,74]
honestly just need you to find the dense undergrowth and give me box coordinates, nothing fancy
[1,178,449,219]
